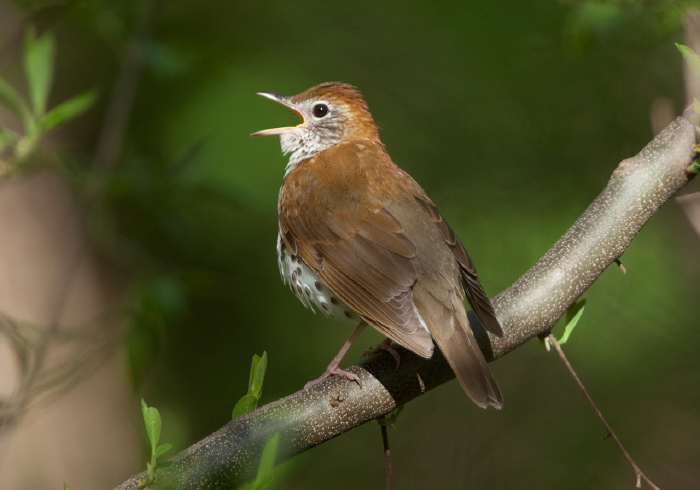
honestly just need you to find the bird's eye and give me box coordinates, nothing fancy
[313,103,329,118]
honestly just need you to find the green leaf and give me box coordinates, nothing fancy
[23,29,55,117]
[63,485,72,490]
[559,299,586,344]
[0,76,33,126]
[233,393,258,418]
[233,352,268,418]
[40,89,98,132]
[155,443,173,458]
[249,351,267,397]
[244,434,280,490]
[248,354,261,392]
[676,43,700,80]
[141,399,161,449]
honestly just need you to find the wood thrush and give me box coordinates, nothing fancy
[252,82,504,408]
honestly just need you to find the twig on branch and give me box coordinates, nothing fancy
[546,334,662,490]
[114,110,697,490]
[380,420,394,490]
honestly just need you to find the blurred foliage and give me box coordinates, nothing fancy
[1,0,699,488]
[0,27,96,170]
[562,0,696,49]
[242,433,280,490]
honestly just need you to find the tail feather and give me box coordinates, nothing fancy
[461,264,503,338]
[428,291,503,409]
[433,324,503,408]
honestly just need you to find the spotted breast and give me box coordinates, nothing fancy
[277,235,360,325]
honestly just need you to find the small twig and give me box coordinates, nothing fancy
[379,419,394,490]
[614,258,627,274]
[546,334,662,490]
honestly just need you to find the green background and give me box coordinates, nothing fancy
[4,0,700,488]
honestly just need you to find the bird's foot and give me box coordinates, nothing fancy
[304,365,361,389]
[362,338,400,367]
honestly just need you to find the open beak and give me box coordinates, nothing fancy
[250,92,305,136]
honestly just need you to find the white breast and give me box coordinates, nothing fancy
[277,234,359,325]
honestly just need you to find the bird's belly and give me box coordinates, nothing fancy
[277,235,359,325]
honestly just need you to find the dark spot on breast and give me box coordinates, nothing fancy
[344,310,353,319]
[304,286,312,297]
[330,297,338,305]
[290,255,297,263]
[315,281,322,291]
[296,285,303,294]
[321,302,330,311]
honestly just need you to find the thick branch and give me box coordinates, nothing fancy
[115,113,697,490]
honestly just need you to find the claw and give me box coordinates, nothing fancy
[304,321,367,390]
[304,367,361,389]
[362,338,401,367]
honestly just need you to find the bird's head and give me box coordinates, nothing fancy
[251,82,379,167]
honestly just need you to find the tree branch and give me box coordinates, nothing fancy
[115,110,698,490]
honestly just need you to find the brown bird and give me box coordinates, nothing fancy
[251,82,504,408]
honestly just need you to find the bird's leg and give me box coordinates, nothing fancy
[305,321,368,389]
[362,338,401,367]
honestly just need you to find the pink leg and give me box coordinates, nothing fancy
[305,321,367,389]
[362,338,401,366]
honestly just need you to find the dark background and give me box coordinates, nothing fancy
[1,0,699,488]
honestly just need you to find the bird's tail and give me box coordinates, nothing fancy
[428,290,503,409]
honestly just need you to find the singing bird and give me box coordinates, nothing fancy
[251,82,504,408]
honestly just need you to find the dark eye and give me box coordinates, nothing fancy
[313,103,329,118]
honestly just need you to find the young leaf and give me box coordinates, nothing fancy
[559,299,586,344]
[141,399,161,449]
[155,443,173,458]
[676,43,700,80]
[233,393,258,418]
[250,351,268,397]
[248,354,261,391]
[40,90,98,132]
[23,29,55,117]
[233,352,269,418]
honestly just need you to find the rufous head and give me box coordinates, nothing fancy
[251,82,379,167]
